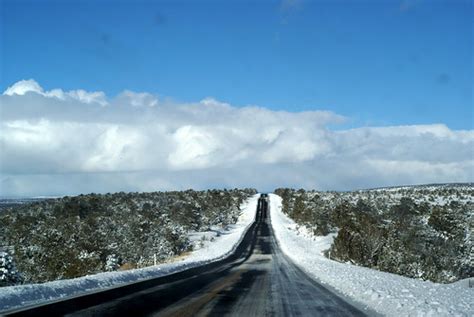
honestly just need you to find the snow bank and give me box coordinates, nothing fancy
[269,194,473,317]
[0,194,260,313]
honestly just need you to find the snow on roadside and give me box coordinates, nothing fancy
[269,193,474,317]
[0,194,260,313]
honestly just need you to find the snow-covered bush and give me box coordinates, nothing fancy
[0,251,23,286]
[275,184,473,283]
[0,188,257,285]
[105,254,120,272]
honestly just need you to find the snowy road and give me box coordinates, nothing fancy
[6,196,368,316]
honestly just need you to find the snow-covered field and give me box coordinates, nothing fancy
[0,194,260,313]
[269,193,473,317]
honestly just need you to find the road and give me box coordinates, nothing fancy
[7,196,368,316]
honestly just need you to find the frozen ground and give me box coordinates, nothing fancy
[0,194,260,313]
[269,193,473,317]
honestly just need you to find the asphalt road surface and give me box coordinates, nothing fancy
[7,196,368,317]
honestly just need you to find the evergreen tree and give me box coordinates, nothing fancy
[105,254,120,272]
[0,251,23,286]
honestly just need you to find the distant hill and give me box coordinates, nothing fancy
[360,182,473,191]
[0,198,55,211]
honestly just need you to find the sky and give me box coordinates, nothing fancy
[0,0,473,196]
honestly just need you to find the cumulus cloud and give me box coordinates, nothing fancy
[0,79,472,196]
[3,79,108,106]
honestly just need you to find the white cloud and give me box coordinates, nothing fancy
[67,90,107,106]
[3,79,44,96]
[169,125,220,169]
[0,79,472,196]
[3,79,108,106]
[117,91,158,108]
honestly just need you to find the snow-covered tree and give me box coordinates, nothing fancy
[0,188,257,283]
[105,254,120,272]
[275,185,473,283]
[0,251,23,286]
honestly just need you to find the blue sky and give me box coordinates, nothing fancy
[1,0,473,196]
[1,0,472,129]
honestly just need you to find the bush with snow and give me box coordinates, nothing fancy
[0,188,257,285]
[105,254,120,272]
[275,184,473,283]
[0,251,23,287]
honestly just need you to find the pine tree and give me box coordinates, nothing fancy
[0,251,23,286]
[105,254,120,272]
